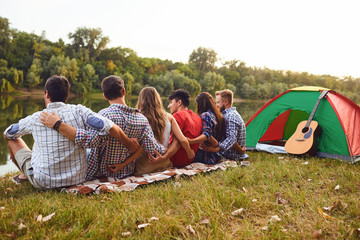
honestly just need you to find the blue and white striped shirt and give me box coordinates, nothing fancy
[4,102,113,189]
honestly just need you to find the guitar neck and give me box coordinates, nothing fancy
[305,90,328,128]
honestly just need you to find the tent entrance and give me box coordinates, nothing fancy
[258,109,310,146]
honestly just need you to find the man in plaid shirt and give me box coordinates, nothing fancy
[215,89,248,160]
[40,75,165,180]
[3,75,136,190]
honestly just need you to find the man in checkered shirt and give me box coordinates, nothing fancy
[200,89,248,160]
[40,75,166,180]
[3,75,137,190]
[215,89,248,160]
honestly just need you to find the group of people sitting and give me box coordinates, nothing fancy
[3,75,247,190]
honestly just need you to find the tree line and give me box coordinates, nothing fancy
[1,16,360,103]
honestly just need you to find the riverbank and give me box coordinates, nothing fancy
[4,87,263,103]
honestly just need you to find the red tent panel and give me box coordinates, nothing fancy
[259,110,291,142]
[327,92,360,156]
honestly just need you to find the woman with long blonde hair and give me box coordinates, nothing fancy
[134,87,194,175]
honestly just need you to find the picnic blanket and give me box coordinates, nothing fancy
[61,160,238,195]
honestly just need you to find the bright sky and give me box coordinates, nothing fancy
[1,0,360,78]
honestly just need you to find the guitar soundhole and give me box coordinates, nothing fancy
[302,127,309,133]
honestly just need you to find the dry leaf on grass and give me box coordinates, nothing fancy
[269,215,281,223]
[138,223,151,229]
[242,187,248,194]
[200,219,210,225]
[37,212,55,222]
[312,229,322,239]
[334,185,340,190]
[275,192,287,205]
[18,223,26,230]
[43,212,55,222]
[121,231,131,237]
[318,207,334,220]
[148,217,159,222]
[231,208,244,216]
[323,201,348,212]
[186,225,195,236]
[5,187,13,192]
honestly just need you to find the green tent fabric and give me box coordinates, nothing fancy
[245,86,360,163]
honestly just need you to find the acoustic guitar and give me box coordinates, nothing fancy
[284,90,328,156]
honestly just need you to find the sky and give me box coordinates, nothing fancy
[1,0,360,78]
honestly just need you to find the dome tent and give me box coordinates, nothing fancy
[246,86,360,163]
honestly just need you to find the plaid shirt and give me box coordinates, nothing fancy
[218,107,248,160]
[4,102,113,189]
[75,104,165,180]
[194,111,221,164]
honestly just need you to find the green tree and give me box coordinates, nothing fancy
[189,47,217,73]
[0,16,12,61]
[25,58,43,87]
[45,55,79,84]
[199,72,225,95]
[122,72,134,95]
[68,27,109,62]
[171,70,201,96]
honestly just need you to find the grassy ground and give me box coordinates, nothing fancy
[0,152,359,239]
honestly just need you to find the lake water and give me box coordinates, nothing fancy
[0,94,267,176]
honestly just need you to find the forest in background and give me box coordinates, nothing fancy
[1,16,360,103]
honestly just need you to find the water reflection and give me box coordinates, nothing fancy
[0,94,266,176]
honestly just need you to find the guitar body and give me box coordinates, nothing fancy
[285,120,322,156]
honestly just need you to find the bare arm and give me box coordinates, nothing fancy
[40,111,77,141]
[233,142,246,154]
[107,146,145,173]
[40,111,139,152]
[109,125,139,153]
[200,136,245,154]
[149,138,181,164]
[168,114,194,159]
[188,134,207,145]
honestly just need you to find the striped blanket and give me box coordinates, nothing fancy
[61,160,238,195]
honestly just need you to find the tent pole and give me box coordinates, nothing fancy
[345,134,355,164]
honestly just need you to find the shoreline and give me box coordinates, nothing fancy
[2,88,268,102]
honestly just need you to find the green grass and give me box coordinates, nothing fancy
[1,152,359,239]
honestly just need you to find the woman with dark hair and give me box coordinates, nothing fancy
[188,92,226,164]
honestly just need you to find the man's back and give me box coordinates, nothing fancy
[85,104,164,179]
[170,109,203,167]
[219,107,247,160]
[8,102,112,188]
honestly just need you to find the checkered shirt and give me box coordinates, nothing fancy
[218,107,248,160]
[4,102,113,188]
[195,111,221,164]
[75,104,165,180]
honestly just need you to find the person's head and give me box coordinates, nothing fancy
[44,75,71,103]
[137,87,167,143]
[101,75,125,100]
[215,89,233,112]
[167,89,190,114]
[196,92,226,139]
